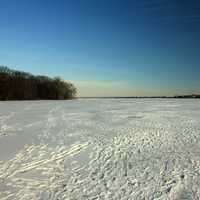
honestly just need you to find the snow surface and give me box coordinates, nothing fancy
[0,99,200,199]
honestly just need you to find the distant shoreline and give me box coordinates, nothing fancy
[1,96,199,101]
[80,95,200,99]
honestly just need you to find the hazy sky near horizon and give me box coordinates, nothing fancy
[0,0,200,96]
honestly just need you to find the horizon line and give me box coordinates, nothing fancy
[78,94,200,99]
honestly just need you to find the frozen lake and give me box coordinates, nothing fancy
[0,99,200,199]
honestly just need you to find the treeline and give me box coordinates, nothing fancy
[174,94,200,98]
[82,95,200,99]
[0,66,77,100]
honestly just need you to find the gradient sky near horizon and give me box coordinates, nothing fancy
[0,0,200,96]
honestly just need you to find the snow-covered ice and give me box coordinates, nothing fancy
[0,99,200,199]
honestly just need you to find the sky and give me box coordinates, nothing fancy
[0,0,200,97]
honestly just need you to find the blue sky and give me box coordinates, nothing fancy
[0,0,200,96]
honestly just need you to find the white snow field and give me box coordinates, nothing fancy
[0,99,200,200]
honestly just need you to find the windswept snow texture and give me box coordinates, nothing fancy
[0,99,200,200]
